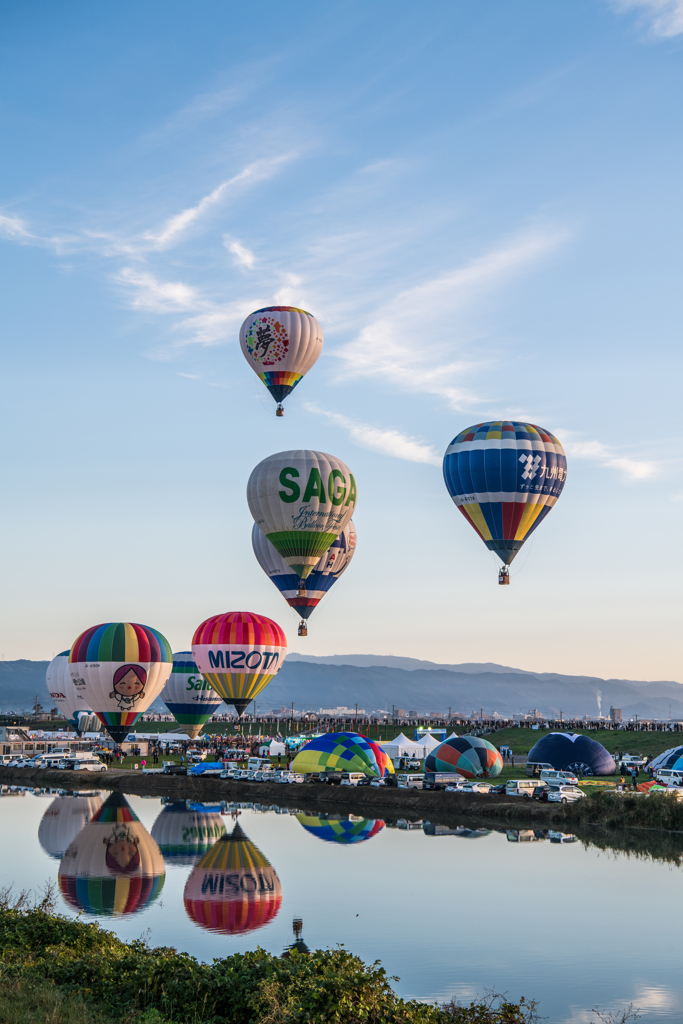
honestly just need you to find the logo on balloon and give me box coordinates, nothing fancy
[244,316,289,366]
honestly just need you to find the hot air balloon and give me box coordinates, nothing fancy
[58,793,165,916]
[46,652,101,734]
[442,421,567,584]
[192,612,287,718]
[247,450,357,581]
[527,733,615,777]
[296,814,384,845]
[425,736,503,779]
[184,822,282,934]
[160,652,224,740]
[150,802,227,864]
[68,622,173,744]
[38,793,103,860]
[252,520,356,637]
[239,306,323,416]
[291,732,394,778]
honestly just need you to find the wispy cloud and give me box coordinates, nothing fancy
[224,235,256,268]
[561,435,660,480]
[115,267,203,313]
[612,0,683,37]
[305,402,440,465]
[0,213,34,241]
[333,227,567,409]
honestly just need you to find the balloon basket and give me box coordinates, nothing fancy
[297,620,308,637]
[297,582,306,596]
[276,404,284,417]
[498,567,510,585]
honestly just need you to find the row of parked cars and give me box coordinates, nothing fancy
[0,750,107,772]
[396,769,586,803]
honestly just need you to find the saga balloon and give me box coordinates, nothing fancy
[247,450,357,579]
[160,652,223,740]
[151,802,227,864]
[69,623,173,743]
[192,612,287,718]
[252,520,356,636]
[239,306,323,416]
[443,421,567,584]
[46,651,100,734]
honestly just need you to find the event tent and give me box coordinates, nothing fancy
[379,733,427,758]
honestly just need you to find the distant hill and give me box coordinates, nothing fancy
[1,655,681,722]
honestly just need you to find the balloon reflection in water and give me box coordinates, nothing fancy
[151,802,227,864]
[184,822,282,934]
[296,814,384,844]
[38,792,103,860]
[58,793,165,916]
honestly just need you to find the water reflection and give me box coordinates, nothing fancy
[151,801,227,864]
[423,824,492,839]
[184,821,282,935]
[58,792,165,916]
[38,792,103,860]
[296,813,384,844]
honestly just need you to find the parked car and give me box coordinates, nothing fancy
[547,785,585,804]
[506,780,547,798]
[163,763,187,775]
[71,758,107,773]
[398,773,425,790]
[444,779,469,792]
[461,782,492,794]
[219,768,240,779]
[8,757,32,768]
[369,778,389,787]
[319,772,343,785]
[540,769,579,786]
[654,769,683,787]
[340,772,367,787]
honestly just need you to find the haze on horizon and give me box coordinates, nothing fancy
[0,1,681,683]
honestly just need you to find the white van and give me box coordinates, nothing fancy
[397,774,424,790]
[47,747,72,757]
[654,769,683,787]
[540,769,579,786]
[506,780,545,798]
[248,757,271,772]
[340,772,366,787]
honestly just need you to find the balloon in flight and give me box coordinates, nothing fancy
[443,421,567,576]
[160,652,224,740]
[252,520,356,622]
[247,450,357,579]
[58,793,165,916]
[239,306,323,415]
[184,822,282,934]
[151,802,227,864]
[68,622,173,744]
[192,612,287,718]
[46,652,100,734]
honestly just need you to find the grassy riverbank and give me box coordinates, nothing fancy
[0,891,537,1024]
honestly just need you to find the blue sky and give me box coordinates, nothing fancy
[0,0,681,681]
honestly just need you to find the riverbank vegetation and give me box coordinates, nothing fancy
[0,887,541,1024]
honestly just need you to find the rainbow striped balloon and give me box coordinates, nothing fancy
[192,612,287,717]
[291,732,394,778]
[69,622,172,743]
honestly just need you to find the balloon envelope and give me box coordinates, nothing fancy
[192,612,287,717]
[58,793,165,916]
[239,306,323,407]
[69,622,173,743]
[184,822,282,935]
[161,652,223,740]
[247,450,357,578]
[252,520,356,620]
[296,814,384,844]
[425,736,503,778]
[46,651,98,732]
[291,732,394,778]
[151,802,227,864]
[527,733,616,776]
[38,793,103,860]
[443,421,567,565]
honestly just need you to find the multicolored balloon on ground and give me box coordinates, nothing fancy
[649,747,683,774]
[443,421,567,575]
[68,622,173,743]
[38,793,103,860]
[192,612,287,717]
[160,653,223,740]
[239,306,323,415]
[184,822,282,934]
[151,802,227,864]
[46,651,100,734]
[58,793,165,916]
[527,733,615,777]
[252,520,356,623]
[296,814,384,845]
[425,736,503,778]
[247,450,357,579]
[291,732,394,778]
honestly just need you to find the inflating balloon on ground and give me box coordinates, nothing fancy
[425,736,503,778]
[291,732,394,777]
[527,733,616,776]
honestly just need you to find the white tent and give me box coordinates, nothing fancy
[419,733,441,751]
[379,733,427,759]
[269,740,286,757]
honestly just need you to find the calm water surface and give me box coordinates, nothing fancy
[2,786,681,1022]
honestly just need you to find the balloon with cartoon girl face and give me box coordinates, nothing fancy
[69,622,173,743]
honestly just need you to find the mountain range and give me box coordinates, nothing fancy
[2,654,682,722]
